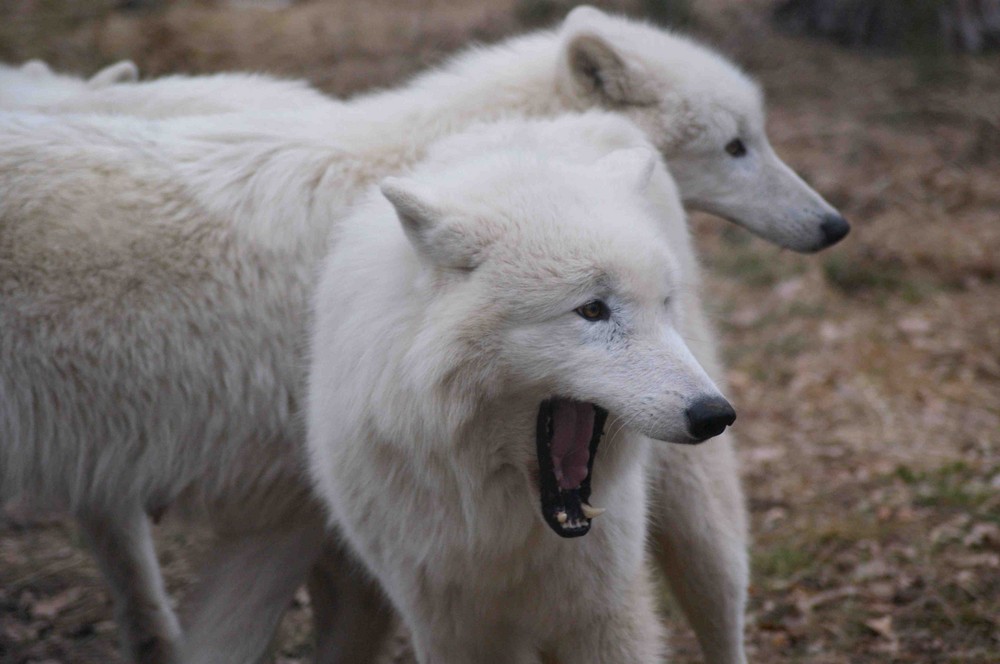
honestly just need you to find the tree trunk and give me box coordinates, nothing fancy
[774,0,1000,52]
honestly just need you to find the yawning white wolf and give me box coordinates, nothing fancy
[308,113,731,664]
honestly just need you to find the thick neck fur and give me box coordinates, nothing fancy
[170,31,581,256]
[344,32,580,151]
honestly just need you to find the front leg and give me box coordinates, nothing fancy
[307,536,395,664]
[647,432,749,664]
[178,521,325,664]
[76,505,181,664]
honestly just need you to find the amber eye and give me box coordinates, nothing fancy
[575,300,610,322]
[725,138,747,157]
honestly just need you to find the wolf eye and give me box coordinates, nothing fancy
[575,300,610,322]
[725,139,747,157]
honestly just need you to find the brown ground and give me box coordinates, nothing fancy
[1,1,997,662]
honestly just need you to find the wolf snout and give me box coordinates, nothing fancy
[817,213,850,249]
[684,396,736,442]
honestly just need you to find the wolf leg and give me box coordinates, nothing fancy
[308,536,395,664]
[77,506,182,664]
[178,522,324,664]
[648,432,749,664]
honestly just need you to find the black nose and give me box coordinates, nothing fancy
[819,214,851,248]
[685,397,736,442]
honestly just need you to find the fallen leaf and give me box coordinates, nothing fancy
[865,615,895,639]
[963,523,1000,549]
[745,446,785,464]
[774,278,804,301]
[31,588,83,620]
[1,617,39,643]
[798,586,858,612]
[898,316,931,335]
[853,559,892,581]
[952,553,1000,569]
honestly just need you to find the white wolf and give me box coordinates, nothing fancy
[2,7,849,252]
[0,7,846,663]
[308,114,733,664]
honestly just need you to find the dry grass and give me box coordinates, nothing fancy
[1,1,997,662]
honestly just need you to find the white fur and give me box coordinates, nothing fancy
[0,66,336,118]
[0,7,834,662]
[1,6,844,253]
[0,59,137,108]
[308,117,726,664]
[0,110,323,663]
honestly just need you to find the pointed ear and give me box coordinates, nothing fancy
[595,147,657,193]
[89,60,139,87]
[21,60,53,77]
[381,176,444,255]
[565,32,630,104]
[380,177,487,270]
[564,5,608,27]
[563,27,656,107]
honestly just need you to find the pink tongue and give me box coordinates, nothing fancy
[550,400,595,490]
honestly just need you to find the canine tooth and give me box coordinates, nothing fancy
[556,511,568,524]
[581,504,606,519]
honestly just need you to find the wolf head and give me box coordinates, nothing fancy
[555,6,849,253]
[377,139,732,533]
[382,144,730,442]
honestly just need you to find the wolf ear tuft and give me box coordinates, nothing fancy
[381,177,486,270]
[566,33,630,103]
[21,60,53,77]
[595,147,657,193]
[381,176,442,244]
[564,29,657,107]
[564,5,607,27]
[88,60,139,87]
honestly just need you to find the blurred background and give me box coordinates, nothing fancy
[0,1,997,662]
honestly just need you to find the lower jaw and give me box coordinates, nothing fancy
[535,399,608,539]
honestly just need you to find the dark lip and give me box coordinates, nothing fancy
[535,399,608,539]
[690,203,833,254]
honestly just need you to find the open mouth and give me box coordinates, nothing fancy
[535,398,608,538]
